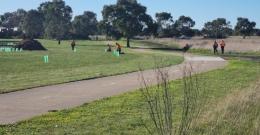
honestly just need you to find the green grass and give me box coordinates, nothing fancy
[1,60,259,135]
[0,39,183,93]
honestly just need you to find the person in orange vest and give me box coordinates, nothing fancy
[220,40,226,54]
[116,42,122,54]
[213,40,219,54]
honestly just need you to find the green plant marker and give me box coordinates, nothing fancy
[43,56,46,63]
[46,55,49,63]
[116,51,120,57]
[112,50,115,55]
[112,50,120,57]
[43,55,49,63]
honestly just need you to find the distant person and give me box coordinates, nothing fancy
[71,40,76,51]
[58,39,61,45]
[213,40,219,54]
[116,42,122,54]
[220,40,226,54]
[107,44,112,52]
[183,43,192,52]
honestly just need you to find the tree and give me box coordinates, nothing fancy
[22,10,44,39]
[193,29,202,36]
[202,18,232,38]
[98,20,123,40]
[72,11,98,39]
[0,9,27,37]
[155,12,174,37]
[102,0,152,47]
[175,15,195,37]
[256,29,260,36]
[39,0,72,39]
[235,17,256,38]
[0,9,27,29]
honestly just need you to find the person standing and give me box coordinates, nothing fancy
[71,40,76,51]
[116,42,122,54]
[213,40,219,54]
[220,40,226,54]
[107,44,112,52]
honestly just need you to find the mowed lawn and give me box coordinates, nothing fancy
[0,60,259,135]
[0,39,183,93]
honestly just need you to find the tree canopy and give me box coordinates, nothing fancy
[38,0,72,39]
[175,16,195,37]
[102,0,153,47]
[0,0,259,40]
[22,10,44,39]
[202,18,232,38]
[235,17,256,38]
[72,11,98,39]
[155,12,174,37]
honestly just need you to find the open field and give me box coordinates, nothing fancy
[146,36,260,52]
[0,39,183,93]
[0,60,259,135]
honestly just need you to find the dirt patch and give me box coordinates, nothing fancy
[17,39,47,51]
[151,36,260,52]
[175,36,260,52]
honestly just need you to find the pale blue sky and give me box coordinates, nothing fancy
[0,0,259,29]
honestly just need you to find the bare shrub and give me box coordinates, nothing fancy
[139,59,207,135]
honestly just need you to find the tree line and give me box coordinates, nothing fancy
[0,0,259,47]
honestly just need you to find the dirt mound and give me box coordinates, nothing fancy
[17,39,47,51]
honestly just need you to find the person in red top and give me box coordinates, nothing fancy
[220,40,226,54]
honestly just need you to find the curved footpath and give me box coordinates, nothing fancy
[0,54,227,125]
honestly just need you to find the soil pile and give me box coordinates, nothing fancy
[17,39,47,51]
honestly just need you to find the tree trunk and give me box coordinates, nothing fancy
[127,37,130,48]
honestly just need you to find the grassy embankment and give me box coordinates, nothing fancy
[0,39,183,93]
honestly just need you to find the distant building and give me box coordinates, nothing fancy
[13,27,18,32]
[0,27,19,32]
[0,27,7,32]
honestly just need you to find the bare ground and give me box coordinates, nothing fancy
[149,36,260,52]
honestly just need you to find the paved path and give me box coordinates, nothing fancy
[0,54,227,125]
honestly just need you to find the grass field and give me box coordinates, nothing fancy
[0,60,259,135]
[0,39,183,93]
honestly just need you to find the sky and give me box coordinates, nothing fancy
[0,0,259,29]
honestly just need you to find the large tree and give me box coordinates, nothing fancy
[0,9,27,37]
[98,20,122,40]
[102,0,152,47]
[0,9,27,29]
[39,0,72,39]
[235,17,256,38]
[72,11,98,39]
[175,15,195,37]
[202,18,232,38]
[155,12,174,37]
[22,10,44,39]
[256,29,260,36]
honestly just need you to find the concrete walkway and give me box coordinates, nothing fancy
[0,55,227,125]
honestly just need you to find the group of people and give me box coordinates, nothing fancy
[107,42,123,54]
[213,40,226,54]
[67,40,123,54]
